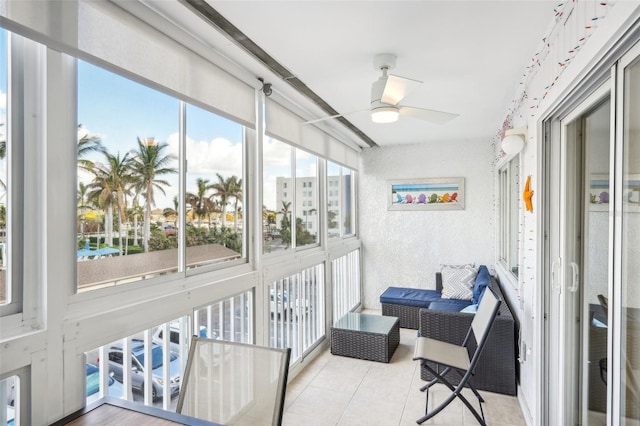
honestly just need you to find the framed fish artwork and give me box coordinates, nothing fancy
[388,177,465,211]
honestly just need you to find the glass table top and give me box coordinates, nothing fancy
[332,312,398,334]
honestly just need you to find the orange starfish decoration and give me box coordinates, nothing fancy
[523,175,534,213]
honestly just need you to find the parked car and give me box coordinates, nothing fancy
[85,363,123,404]
[152,321,215,354]
[162,223,176,236]
[270,289,310,319]
[105,339,181,400]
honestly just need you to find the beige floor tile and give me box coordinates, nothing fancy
[284,333,526,426]
[338,393,405,426]
[309,357,371,394]
[286,385,353,424]
[282,410,338,426]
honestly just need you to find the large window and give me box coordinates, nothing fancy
[499,156,520,277]
[77,61,247,291]
[77,60,179,289]
[185,103,245,270]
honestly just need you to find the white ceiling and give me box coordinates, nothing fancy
[203,1,558,148]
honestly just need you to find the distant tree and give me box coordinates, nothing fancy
[129,137,177,252]
[86,151,134,254]
[278,201,292,247]
[77,124,104,171]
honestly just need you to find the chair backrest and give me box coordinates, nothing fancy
[177,337,291,426]
[468,287,501,363]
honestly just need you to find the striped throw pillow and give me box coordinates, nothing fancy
[441,265,477,301]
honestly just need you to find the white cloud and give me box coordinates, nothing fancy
[186,136,242,178]
[263,137,292,166]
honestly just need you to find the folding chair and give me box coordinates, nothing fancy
[413,287,501,425]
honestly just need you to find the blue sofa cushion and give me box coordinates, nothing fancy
[428,299,473,312]
[473,265,492,305]
[380,287,442,308]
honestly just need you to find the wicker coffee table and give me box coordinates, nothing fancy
[331,312,400,363]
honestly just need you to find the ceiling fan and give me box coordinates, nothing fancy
[307,53,458,125]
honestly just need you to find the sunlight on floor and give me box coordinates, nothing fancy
[282,312,526,426]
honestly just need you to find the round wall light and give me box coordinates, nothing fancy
[501,128,527,154]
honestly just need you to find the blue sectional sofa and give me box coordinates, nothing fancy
[379,265,518,395]
[380,265,493,329]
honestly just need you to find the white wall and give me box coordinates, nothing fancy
[359,140,495,309]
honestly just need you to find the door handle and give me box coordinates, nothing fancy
[568,262,579,293]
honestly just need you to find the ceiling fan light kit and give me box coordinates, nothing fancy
[304,53,458,126]
[371,106,399,123]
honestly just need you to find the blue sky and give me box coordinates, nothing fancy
[78,59,317,212]
[78,59,245,210]
[1,31,320,212]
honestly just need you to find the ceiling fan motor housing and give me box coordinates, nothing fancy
[373,53,397,71]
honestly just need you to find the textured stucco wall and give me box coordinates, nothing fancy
[358,140,496,309]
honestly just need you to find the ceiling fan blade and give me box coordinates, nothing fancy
[399,106,458,124]
[380,74,422,105]
[303,108,369,125]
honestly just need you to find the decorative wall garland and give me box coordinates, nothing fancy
[493,0,616,163]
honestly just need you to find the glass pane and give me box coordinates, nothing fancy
[343,167,354,235]
[327,161,341,239]
[194,292,252,344]
[77,60,178,291]
[0,29,7,305]
[262,137,292,253]
[185,103,244,269]
[621,55,640,423]
[583,100,610,424]
[294,148,318,248]
[508,158,519,276]
[177,339,290,426]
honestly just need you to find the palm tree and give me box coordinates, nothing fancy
[186,178,215,226]
[128,203,144,247]
[86,151,134,254]
[278,201,292,247]
[211,173,236,228]
[130,137,177,252]
[162,196,179,227]
[228,176,243,233]
[77,124,104,171]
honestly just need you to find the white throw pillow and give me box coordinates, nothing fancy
[441,265,477,301]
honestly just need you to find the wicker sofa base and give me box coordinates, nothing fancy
[381,303,421,329]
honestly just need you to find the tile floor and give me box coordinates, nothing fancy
[282,313,526,426]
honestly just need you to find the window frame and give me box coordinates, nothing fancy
[498,153,521,279]
[0,29,45,325]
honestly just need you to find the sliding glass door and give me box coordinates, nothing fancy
[615,40,640,424]
[545,38,640,426]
